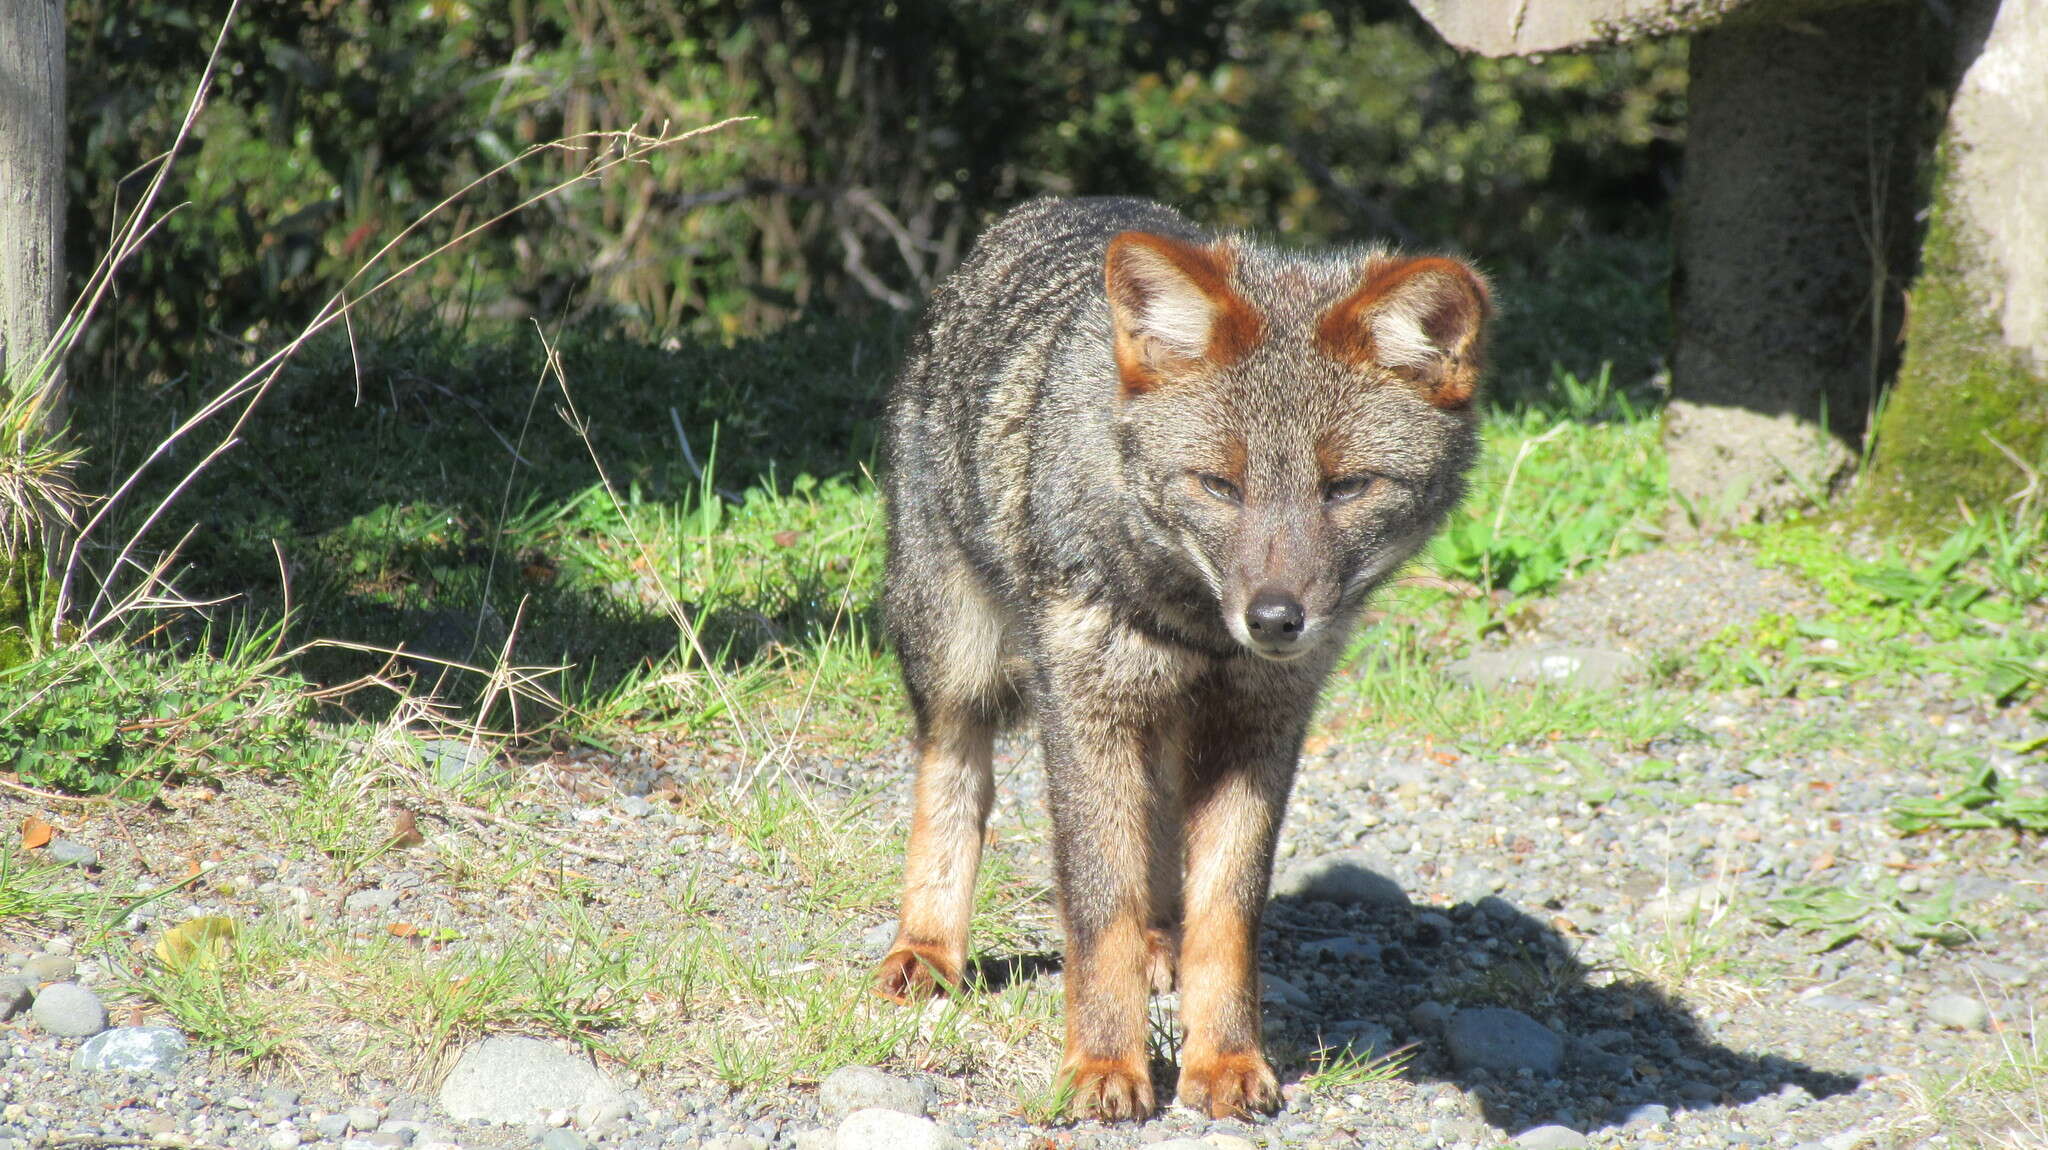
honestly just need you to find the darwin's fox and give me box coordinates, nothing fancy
[875,197,1486,1120]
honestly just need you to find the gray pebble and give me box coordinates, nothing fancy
[537,1130,587,1150]
[1260,972,1313,1009]
[315,1115,354,1140]
[1302,937,1382,963]
[73,1026,187,1076]
[344,1107,382,1133]
[46,838,99,868]
[836,1109,964,1150]
[440,1036,625,1125]
[267,1126,303,1150]
[617,796,655,818]
[30,981,106,1037]
[344,888,401,914]
[0,975,32,1020]
[1270,850,1410,909]
[1444,1008,1563,1076]
[1324,1020,1394,1058]
[1677,1080,1720,1103]
[1512,1126,1589,1150]
[1925,993,1990,1031]
[22,954,76,982]
[1408,1000,1452,1034]
[262,1087,303,1112]
[862,921,899,956]
[1617,1103,1671,1128]
[819,1065,927,1119]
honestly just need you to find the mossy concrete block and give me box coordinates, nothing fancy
[1662,2,1922,523]
[1858,0,2048,532]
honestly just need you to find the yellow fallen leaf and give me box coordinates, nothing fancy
[21,816,53,850]
[154,916,239,971]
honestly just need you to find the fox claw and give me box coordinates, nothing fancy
[1177,1051,1281,1119]
[1062,1055,1156,1121]
[871,945,962,1002]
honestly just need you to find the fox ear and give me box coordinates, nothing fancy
[1105,232,1263,396]
[1318,256,1490,410]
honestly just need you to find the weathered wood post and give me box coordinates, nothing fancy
[0,0,67,400]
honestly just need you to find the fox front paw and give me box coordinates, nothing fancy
[1177,1050,1280,1119]
[871,944,962,1003]
[1061,1054,1156,1121]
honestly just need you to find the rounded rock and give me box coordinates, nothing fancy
[1444,1008,1564,1076]
[1925,993,1990,1031]
[819,1065,927,1119]
[73,1026,187,1076]
[0,975,33,1020]
[1270,850,1411,909]
[46,839,100,868]
[835,1109,964,1150]
[30,981,107,1037]
[439,1036,625,1126]
[1513,1126,1589,1150]
[22,954,76,982]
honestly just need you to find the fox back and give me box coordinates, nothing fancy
[876,196,1487,1122]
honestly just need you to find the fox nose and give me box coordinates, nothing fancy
[1244,589,1306,643]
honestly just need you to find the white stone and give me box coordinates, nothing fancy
[835,1108,963,1150]
[438,1036,624,1125]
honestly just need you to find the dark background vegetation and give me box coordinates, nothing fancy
[65,0,1685,389]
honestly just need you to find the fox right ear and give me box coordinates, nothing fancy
[1318,256,1490,410]
[1105,232,1263,396]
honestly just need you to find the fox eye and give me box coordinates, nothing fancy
[1324,475,1376,503]
[1195,473,1241,504]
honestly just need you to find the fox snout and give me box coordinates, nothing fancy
[1227,575,1330,660]
[1242,588,1307,654]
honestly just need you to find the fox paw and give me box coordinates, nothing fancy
[1062,1055,1156,1121]
[871,944,962,1003]
[1178,1051,1280,1119]
[1144,927,1179,994]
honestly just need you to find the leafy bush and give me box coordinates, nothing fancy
[66,0,1683,383]
[0,638,314,796]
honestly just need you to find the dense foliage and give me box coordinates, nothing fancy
[65,0,1684,378]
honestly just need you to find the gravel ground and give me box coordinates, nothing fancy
[4,540,2044,1149]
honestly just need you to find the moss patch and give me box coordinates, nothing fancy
[1856,154,2048,537]
[0,548,54,670]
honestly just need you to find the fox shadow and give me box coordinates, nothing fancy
[963,859,1859,1136]
[1254,861,1862,1134]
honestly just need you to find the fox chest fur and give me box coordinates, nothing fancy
[876,196,1486,1122]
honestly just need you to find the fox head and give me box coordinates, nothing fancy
[1104,230,1487,661]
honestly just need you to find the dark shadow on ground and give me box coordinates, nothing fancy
[1263,861,1862,1135]
[968,951,1065,994]
[959,857,1860,1136]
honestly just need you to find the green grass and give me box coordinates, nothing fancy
[1702,512,2048,705]
[1759,879,1974,954]
[1300,1043,1416,1096]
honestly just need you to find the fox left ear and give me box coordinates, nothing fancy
[1318,256,1490,410]
[1105,232,1264,397]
